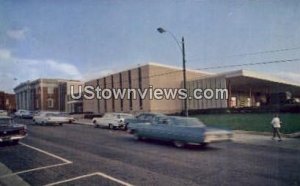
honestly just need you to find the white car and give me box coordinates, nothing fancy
[33,112,69,126]
[92,113,134,129]
[15,110,33,118]
[0,110,8,116]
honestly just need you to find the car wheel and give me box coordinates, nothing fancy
[133,133,141,140]
[200,143,208,148]
[59,123,63,126]
[173,141,185,148]
[11,140,19,145]
[108,124,115,130]
[69,120,72,124]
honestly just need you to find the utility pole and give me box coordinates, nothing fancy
[182,37,188,117]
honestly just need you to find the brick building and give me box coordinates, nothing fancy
[14,79,82,112]
[0,91,16,112]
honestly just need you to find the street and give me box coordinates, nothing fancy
[0,120,300,186]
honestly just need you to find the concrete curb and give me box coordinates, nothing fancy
[0,163,30,186]
[72,120,300,138]
[234,130,300,138]
[72,120,93,126]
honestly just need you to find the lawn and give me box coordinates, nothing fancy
[195,113,300,134]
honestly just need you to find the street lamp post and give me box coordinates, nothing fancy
[157,27,188,117]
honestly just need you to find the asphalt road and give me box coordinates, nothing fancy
[0,119,299,186]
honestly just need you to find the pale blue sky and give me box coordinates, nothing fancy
[1,0,300,92]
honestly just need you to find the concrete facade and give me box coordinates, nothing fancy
[83,63,210,114]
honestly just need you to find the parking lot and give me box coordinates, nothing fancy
[0,119,300,186]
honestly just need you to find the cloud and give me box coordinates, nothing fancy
[6,28,28,40]
[0,48,11,59]
[83,69,113,81]
[0,48,83,92]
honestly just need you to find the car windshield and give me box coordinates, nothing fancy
[0,118,12,125]
[171,117,206,127]
[45,113,62,117]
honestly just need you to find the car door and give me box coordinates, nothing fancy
[146,117,171,141]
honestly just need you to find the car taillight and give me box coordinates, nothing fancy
[19,128,27,135]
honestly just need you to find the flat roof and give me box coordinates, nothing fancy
[86,62,214,82]
[225,70,300,87]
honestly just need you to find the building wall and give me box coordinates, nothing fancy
[0,92,16,112]
[14,79,81,111]
[148,65,206,113]
[187,76,228,110]
[83,63,208,114]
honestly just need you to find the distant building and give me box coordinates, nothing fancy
[0,91,16,112]
[14,79,82,112]
[58,81,83,113]
[83,63,210,114]
[187,69,300,110]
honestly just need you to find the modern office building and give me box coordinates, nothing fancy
[83,63,211,114]
[187,69,300,110]
[14,79,82,112]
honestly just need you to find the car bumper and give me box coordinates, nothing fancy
[204,133,233,143]
[0,135,27,142]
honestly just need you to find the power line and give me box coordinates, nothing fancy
[89,58,300,87]
[197,58,300,70]
[188,46,300,62]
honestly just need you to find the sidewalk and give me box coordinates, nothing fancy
[73,119,94,126]
[233,133,300,150]
[73,119,300,150]
[0,163,30,186]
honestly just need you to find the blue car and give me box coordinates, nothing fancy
[128,116,232,148]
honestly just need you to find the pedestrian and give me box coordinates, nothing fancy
[271,114,282,141]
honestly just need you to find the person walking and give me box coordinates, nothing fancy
[271,114,282,141]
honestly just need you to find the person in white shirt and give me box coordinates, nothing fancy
[271,114,282,141]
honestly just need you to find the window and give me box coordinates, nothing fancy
[138,67,143,110]
[36,99,39,109]
[111,75,115,112]
[47,98,54,108]
[48,87,54,94]
[128,70,132,110]
[104,78,107,112]
[119,73,123,111]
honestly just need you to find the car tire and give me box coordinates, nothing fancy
[173,141,185,148]
[108,124,115,130]
[133,133,141,141]
[200,143,208,148]
[11,140,19,145]
[59,123,63,126]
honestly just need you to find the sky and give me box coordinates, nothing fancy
[1,0,300,93]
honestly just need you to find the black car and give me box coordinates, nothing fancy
[0,116,27,144]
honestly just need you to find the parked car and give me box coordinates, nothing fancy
[128,116,232,148]
[14,110,33,119]
[124,112,167,131]
[92,113,134,129]
[33,112,69,126]
[0,116,27,144]
[60,113,76,123]
[0,110,8,116]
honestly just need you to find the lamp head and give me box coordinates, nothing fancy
[157,27,166,34]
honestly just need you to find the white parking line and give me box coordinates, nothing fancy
[19,143,72,163]
[0,142,72,178]
[44,172,134,186]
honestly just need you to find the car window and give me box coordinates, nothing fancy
[0,118,12,125]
